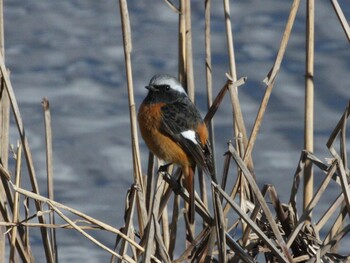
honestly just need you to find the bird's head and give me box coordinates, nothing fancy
[144,74,187,104]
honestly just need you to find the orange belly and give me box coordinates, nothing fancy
[138,103,191,166]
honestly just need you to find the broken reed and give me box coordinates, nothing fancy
[0,0,350,262]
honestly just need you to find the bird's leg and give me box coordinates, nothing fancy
[158,162,173,173]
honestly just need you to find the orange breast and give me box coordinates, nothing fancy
[138,102,191,166]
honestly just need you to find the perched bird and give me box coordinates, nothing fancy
[138,74,215,223]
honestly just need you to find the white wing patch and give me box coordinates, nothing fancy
[181,130,198,144]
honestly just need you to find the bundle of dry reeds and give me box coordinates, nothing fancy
[1,0,350,262]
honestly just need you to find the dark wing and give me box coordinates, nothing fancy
[160,98,215,179]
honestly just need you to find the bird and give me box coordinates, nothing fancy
[138,74,215,223]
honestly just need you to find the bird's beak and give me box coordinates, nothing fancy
[145,85,156,91]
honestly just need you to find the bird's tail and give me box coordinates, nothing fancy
[184,166,195,224]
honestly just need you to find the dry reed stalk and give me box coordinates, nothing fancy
[204,0,216,175]
[330,0,350,42]
[213,182,290,262]
[304,0,315,217]
[316,192,344,232]
[0,165,34,263]
[116,185,137,263]
[184,0,194,102]
[172,225,211,262]
[0,0,9,259]
[227,143,293,260]
[42,97,57,262]
[145,152,155,213]
[51,205,134,263]
[9,143,21,263]
[245,0,301,166]
[178,0,186,85]
[222,0,248,152]
[119,0,146,237]
[212,188,226,262]
[8,182,165,263]
[0,51,54,262]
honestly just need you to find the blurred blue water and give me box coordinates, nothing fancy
[4,0,350,261]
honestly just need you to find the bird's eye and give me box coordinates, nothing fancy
[165,85,170,91]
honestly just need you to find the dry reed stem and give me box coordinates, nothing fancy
[204,0,216,176]
[0,0,10,252]
[116,185,137,263]
[213,182,290,262]
[245,0,301,166]
[178,0,186,85]
[222,0,249,154]
[42,97,57,262]
[7,183,149,254]
[212,188,226,262]
[163,0,180,13]
[9,143,21,263]
[51,205,133,262]
[184,0,194,102]
[0,51,54,262]
[118,0,145,237]
[286,160,337,248]
[304,0,315,215]
[227,143,291,256]
[173,226,211,262]
[0,170,33,262]
[330,0,350,42]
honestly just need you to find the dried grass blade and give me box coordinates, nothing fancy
[214,183,289,263]
[244,0,301,166]
[117,185,137,263]
[223,0,249,155]
[212,187,226,263]
[173,226,211,263]
[145,152,155,213]
[9,143,22,263]
[225,235,255,263]
[42,98,57,262]
[316,193,344,232]
[10,184,147,253]
[119,0,145,236]
[204,0,217,178]
[163,172,213,224]
[286,160,338,248]
[154,215,171,263]
[310,224,350,262]
[51,205,134,263]
[336,157,350,215]
[327,101,350,157]
[323,204,347,246]
[330,0,350,42]
[0,52,54,263]
[168,194,180,259]
[227,142,290,258]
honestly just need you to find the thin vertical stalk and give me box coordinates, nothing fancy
[119,0,145,236]
[178,0,186,85]
[9,143,21,263]
[304,0,314,216]
[330,0,350,42]
[0,0,8,261]
[0,51,54,263]
[244,0,301,166]
[42,98,57,262]
[184,0,194,101]
[222,0,248,147]
[204,0,216,193]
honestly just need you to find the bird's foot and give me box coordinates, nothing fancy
[158,163,173,173]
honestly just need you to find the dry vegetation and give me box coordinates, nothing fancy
[1,0,350,262]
